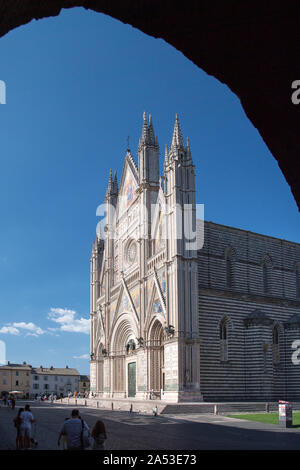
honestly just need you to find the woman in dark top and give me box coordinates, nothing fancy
[13,407,24,449]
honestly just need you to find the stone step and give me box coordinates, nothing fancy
[58,398,300,416]
[161,402,300,414]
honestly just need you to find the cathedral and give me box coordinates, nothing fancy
[90,114,300,402]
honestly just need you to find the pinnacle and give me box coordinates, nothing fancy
[113,170,118,193]
[186,137,192,160]
[106,168,114,197]
[138,112,158,148]
[170,113,185,152]
[108,168,112,187]
[164,144,169,166]
[148,114,155,146]
[139,111,149,147]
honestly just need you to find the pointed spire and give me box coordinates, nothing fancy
[108,168,112,188]
[106,168,113,197]
[164,144,169,167]
[138,112,158,149]
[170,114,184,152]
[113,170,118,194]
[139,111,149,148]
[148,114,155,146]
[96,223,102,242]
[186,137,192,160]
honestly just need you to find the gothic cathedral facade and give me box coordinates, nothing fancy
[90,114,300,402]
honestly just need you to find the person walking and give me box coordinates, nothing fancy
[57,409,90,450]
[91,420,107,450]
[11,397,16,410]
[13,407,24,450]
[19,404,35,449]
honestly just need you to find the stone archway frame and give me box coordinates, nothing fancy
[109,312,139,397]
[147,316,165,344]
[0,2,298,210]
[109,311,139,356]
[95,337,105,359]
[94,339,105,394]
[217,314,234,361]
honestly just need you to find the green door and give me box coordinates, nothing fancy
[128,362,136,398]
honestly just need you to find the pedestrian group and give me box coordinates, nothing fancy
[11,405,107,450]
[57,409,107,450]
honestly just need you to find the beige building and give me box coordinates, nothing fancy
[31,366,80,397]
[0,362,31,398]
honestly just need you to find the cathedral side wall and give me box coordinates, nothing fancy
[198,222,300,401]
[198,292,300,401]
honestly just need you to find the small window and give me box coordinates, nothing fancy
[220,320,227,340]
[16,380,19,386]
[16,371,19,376]
[44,376,48,381]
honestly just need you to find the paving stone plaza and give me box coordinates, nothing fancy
[1,400,300,450]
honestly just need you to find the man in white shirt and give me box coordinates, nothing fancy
[58,409,89,450]
[20,404,35,449]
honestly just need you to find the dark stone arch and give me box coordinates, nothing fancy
[1,1,299,209]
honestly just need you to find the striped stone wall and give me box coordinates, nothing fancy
[198,221,300,401]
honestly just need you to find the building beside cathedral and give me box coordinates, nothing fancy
[90,114,300,402]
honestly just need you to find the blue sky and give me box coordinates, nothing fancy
[0,8,299,375]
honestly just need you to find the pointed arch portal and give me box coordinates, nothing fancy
[110,314,139,397]
[95,341,104,394]
[148,319,165,394]
[0,1,298,210]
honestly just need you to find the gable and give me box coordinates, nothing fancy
[117,288,133,316]
[117,152,139,217]
[147,282,165,318]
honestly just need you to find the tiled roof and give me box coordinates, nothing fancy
[0,363,32,370]
[79,375,90,381]
[32,367,80,376]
